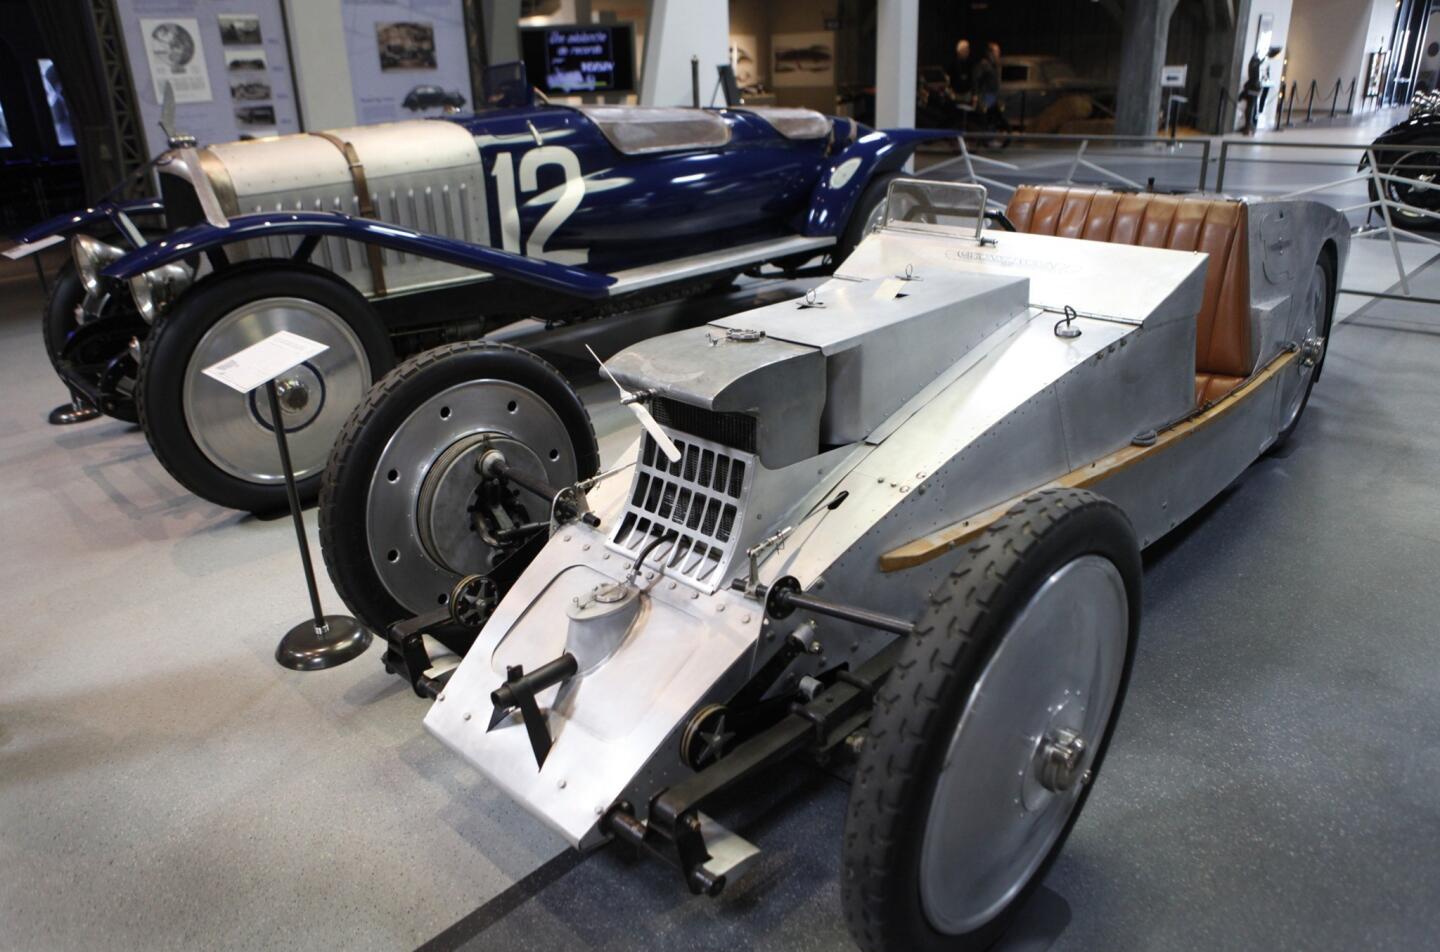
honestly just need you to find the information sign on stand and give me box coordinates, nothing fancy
[202,331,373,671]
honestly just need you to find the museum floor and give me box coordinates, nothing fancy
[5,145,1440,950]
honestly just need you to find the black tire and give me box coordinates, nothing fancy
[137,261,393,512]
[42,259,143,423]
[318,340,600,632]
[836,171,901,263]
[41,261,83,374]
[842,489,1141,952]
[1271,250,1335,451]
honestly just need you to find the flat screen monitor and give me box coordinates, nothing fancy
[520,24,635,96]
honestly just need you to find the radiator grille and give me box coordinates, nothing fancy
[609,431,753,592]
[649,398,757,454]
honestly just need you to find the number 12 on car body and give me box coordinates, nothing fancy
[490,145,588,265]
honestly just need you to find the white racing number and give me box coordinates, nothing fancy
[490,145,587,264]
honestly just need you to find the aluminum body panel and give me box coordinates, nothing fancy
[1090,370,1283,549]
[608,328,827,468]
[423,526,763,848]
[838,228,1208,327]
[1242,198,1350,372]
[711,271,1031,445]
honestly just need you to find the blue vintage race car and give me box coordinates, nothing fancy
[8,65,946,512]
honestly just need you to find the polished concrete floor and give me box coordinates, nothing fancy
[4,123,1440,950]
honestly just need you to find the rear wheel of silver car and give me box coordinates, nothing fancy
[318,341,600,633]
[1273,252,1335,450]
[137,261,393,511]
[842,489,1140,952]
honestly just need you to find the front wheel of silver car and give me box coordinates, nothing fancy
[137,261,394,511]
[842,489,1140,952]
[318,341,600,634]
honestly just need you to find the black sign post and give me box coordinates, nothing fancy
[265,378,372,670]
[201,330,371,671]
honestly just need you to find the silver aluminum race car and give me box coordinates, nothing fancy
[319,180,1347,950]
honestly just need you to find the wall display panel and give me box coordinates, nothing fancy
[0,101,11,149]
[342,0,472,123]
[771,31,834,88]
[116,0,301,155]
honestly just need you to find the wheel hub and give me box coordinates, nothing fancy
[415,434,537,576]
[1035,727,1088,794]
[250,364,325,433]
[184,296,370,483]
[364,379,578,615]
[275,377,312,414]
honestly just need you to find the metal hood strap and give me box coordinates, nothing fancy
[308,131,388,296]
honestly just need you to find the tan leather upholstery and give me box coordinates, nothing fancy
[1005,185,1252,405]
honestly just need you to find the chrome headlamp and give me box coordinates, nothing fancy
[70,234,126,296]
[128,262,194,324]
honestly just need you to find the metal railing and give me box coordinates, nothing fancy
[926,132,1439,306]
[1221,76,1358,134]
[920,131,1211,206]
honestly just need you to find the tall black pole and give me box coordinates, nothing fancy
[267,379,327,632]
[267,377,370,671]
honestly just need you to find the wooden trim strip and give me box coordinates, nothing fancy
[878,350,1299,573]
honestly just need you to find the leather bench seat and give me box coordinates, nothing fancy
[1004,185,1252,406]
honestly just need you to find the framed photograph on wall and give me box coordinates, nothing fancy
[772,32,833,88]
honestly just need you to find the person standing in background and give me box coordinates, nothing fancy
[949,39,974,103]
[975,41,1008,132]
[1240,46,1282,134]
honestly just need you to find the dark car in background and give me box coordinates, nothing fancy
[402,85,467,111]
[1364,91,1440,231]
[999,55,1113,127]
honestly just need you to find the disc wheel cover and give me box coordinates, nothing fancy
[919,554,1128,936]
[181,296,370,484]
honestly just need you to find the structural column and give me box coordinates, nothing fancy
[1114,0,1181,136]
[875,0,918,131]
[639,0,729,107]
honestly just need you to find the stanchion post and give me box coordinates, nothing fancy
[265,377,373,670]
[267,380,327,632]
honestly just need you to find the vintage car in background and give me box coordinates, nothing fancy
[402,85,467,112]
[314,180,1346,950]
[999,55,1113,127]
[6,64,945,512]
[1363,90,1440,231]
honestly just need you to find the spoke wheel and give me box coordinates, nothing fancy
[1383,150,1440,230]
[319,341,599,633]
[843,489,1141,952]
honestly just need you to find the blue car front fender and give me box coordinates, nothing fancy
[6,198,166,257]
[801,128,956,237]
[100,211,617,299]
